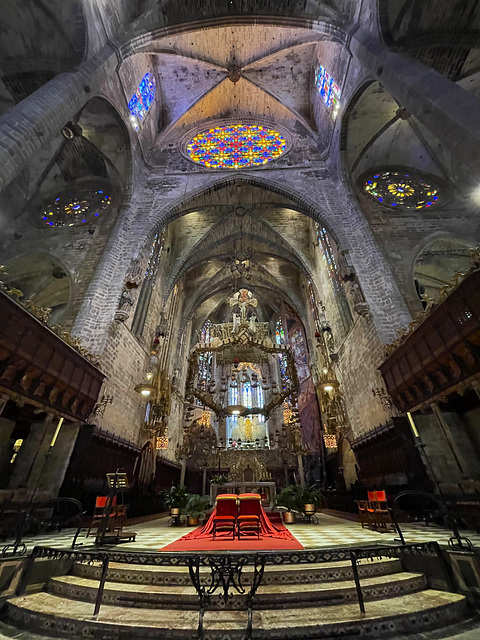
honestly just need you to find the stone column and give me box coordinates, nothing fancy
[36,422,81,499]
[297,452,305,488]
[0,45,117,192]
[72,192,153,355]
[217,415,227,446]
[180,457,187,487]
[430,402,466,474]
[350,27,480,172]
[0,417,16,481]
[8,413,54,497]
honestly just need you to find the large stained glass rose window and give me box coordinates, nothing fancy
[186,124,286,169]
[40,185,113,227]
[362,170,441,209]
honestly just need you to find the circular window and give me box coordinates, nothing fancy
[186,124,287,169]
[361,169,441,210]
[40,184,113,227]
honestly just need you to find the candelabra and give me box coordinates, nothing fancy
[92,389,115,418]
[372,387,393,412]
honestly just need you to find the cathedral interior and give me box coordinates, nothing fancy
[2,1,480,638]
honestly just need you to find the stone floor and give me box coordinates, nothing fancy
[1,512,480,639]
[0,603,478,640]
[2,511,479,553]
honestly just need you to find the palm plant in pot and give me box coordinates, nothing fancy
[275,485,304,524]
[163,484,189,518]
[185,494,210,526]
[301,485,325,519]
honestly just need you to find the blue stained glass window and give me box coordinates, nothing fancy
[128,73,156,129]
[316,66,341,118]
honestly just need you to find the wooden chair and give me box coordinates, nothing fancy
[356,500,371,529]
[110,504,128,535]
[212,494,238,539]
[237,493,261,539]
[368,490,395,532]
[86,496,117,537]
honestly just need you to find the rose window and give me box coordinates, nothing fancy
[186,124,286,169]
[362,170,441,209]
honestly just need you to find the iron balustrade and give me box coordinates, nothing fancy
[15,540,447,638]
[390,490,473,550]
[1,498,83,557]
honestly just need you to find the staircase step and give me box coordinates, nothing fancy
[73,556,402,586]
[6,590,467,639]
[48,571,426,609]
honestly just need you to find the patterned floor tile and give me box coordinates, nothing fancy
[2,512,479,554]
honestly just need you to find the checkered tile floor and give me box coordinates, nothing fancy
[2,512,480,554]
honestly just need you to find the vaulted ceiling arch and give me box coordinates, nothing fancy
[139,173,348,257]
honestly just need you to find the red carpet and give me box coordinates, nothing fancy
[159,523,303,551]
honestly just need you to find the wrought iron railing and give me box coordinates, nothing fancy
[390,490,473,550]
[1,498,83,557]
[16,541,445,638]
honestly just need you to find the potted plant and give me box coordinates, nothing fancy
[209,473,228,486]
[185,493,210,526]
[301,485,325,516]
[275,485,304,524]
[163,484,189,518]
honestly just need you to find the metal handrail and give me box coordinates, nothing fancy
[390,490,473,550]
[16,540,443,628]
[1,497,83,557]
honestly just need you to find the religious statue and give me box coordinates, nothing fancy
[115,287,134,323]
[232,312,240,333]
[249,314,257,333]
[228,288,258,321]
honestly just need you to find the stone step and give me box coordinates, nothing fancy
[6,590,467,639]
[48,571,426,609]
[73,556,403,586]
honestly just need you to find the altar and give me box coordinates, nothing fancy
[210,481,276,508]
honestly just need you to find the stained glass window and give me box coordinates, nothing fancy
[275,319,289,387]
[201,320,213,343]
[275,319,285,345]
[316,66,341,118]
[41,187,112,227]
[363,170,440,209]
[186,124,286,169]
[199,320,213,384]
[131,231,165,336]
[317,226,353,332]
[128,73,156,130]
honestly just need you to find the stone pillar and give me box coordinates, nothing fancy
[180,457,187,487]
[0,417,16,482]
[72,194,151,355]
[202,467,207,497]
[297,453,305,488]
[8,413,54,496]
[431,403,466,475]
[218,416,227,446]
[350,27,480,172]
[0,45,117,192]
[36,422,81,499]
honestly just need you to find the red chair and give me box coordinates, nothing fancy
[213,494,238,539]
[237,493,261,539]
[86,496,117,537]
